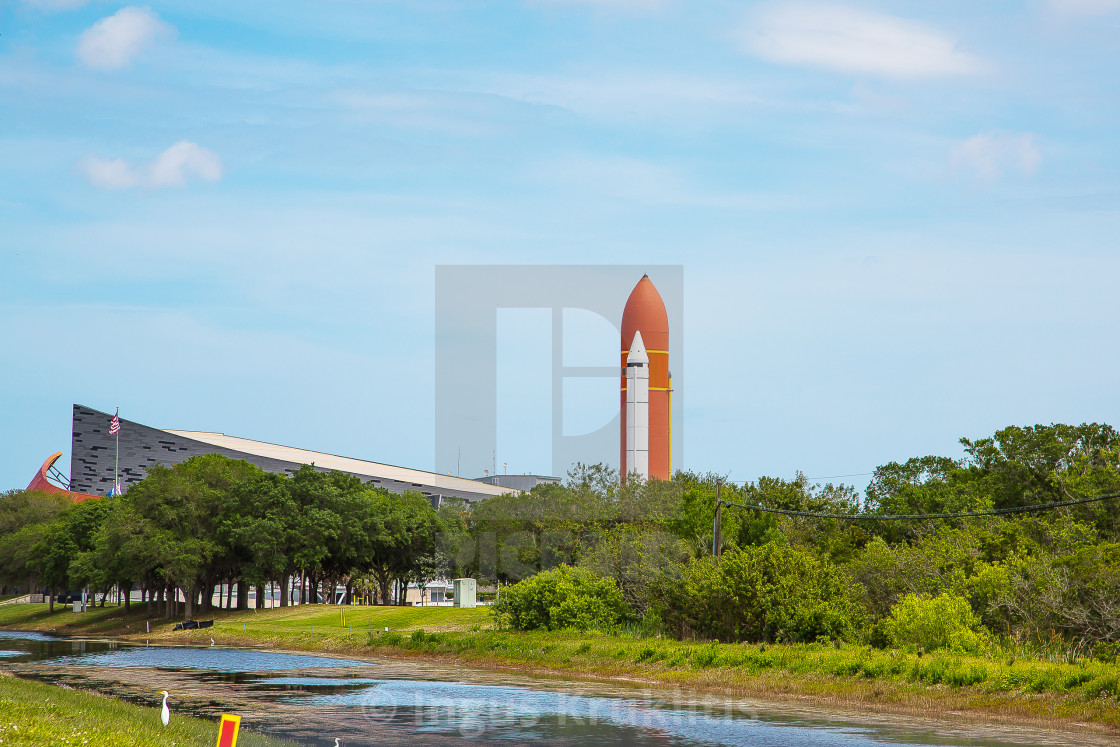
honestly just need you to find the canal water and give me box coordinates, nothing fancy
[0,631,1102,746]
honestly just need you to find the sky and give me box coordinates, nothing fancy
[2,0,1119,494]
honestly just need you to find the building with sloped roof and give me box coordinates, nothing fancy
[64,404,516,504]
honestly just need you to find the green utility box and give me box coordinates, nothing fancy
[453,578,476,609]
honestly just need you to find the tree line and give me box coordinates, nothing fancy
[474,423,1120,651]
[2,422,1120,651]
[0,456,455,619]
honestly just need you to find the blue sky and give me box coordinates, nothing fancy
[2,0,1119,492]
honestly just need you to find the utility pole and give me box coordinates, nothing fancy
[712,479,723,558]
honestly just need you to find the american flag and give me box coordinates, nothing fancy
[109,414,120,435]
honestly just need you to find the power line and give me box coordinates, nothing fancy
[716,490,1120,522]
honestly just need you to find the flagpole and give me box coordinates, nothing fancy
[114,406,119,496]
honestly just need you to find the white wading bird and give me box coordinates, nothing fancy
[160,691,170,726]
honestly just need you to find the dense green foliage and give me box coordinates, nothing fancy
[493,564,631,631]
[659,543,860,643]
[872,593,989,654]
[4,420,1120,659]
[1,457,455,617]
[472,422,1120,655]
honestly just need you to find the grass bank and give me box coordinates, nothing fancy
[3,603,1119,733]
[0,672,292,746]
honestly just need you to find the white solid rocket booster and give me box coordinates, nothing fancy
[625,330,650,480]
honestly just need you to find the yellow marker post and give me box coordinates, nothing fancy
[215,714,240,747]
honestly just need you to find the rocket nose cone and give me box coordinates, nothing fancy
[622,275,668,350]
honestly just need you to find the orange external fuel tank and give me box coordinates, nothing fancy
[620,275,670,481]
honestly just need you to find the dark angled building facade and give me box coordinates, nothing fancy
[67,404,516,504]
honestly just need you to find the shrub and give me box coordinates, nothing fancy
[659,544,863,643]
[869,619,894,649]
[692,644,719,668]
[881,593,990,655]
[1083,674,1119,699]
[639,609,665,638]
[368,630,403,646]
[493,565,632,632]
[1093,641,1119,664]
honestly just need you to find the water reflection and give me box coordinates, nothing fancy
[0,631,1097,747]
[0,630,61,641]
[295,680,1025,747]
[44,647,372,672]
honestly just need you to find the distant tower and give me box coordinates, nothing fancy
[620,275,670,481]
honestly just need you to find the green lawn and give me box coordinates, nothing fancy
[0,601,491,638]
[0,674,292,746]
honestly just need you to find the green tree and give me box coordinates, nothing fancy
[357,489,439,604]
[28,498,110,612]
[124,455,262,619]
[0,490,71,607]
[659,544,862,644]
[494,565,631,632]
[961,423,1120,511]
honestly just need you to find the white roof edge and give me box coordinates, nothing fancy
[162,429,519,496]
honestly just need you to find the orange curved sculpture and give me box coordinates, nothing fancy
[620,275,671,481]
[26,453,102,502]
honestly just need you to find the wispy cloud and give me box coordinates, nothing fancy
[1048,0,1120,15]
[950,132,1041,180]
[331,90,506,137]
[738,4,983,79]
[77,6,176,70]
[532,153,810,210]
[477,71,760,121]
[76,156,142,189]
[529,0,667,11]
[77,141,224,190]
[21,0,90,10]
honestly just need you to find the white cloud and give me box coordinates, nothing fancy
[77,141,224,190]
[76,156,142,190]
[149,141,224,187]
[77,6,175,70]
[739,4,982,78]
[950,132,1041,180]
[1048,0,1120,15]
